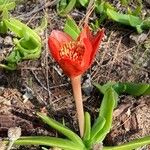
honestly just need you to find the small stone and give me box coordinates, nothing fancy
[8,127,21,141]
[4,36,13,46]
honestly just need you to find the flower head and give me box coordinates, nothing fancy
[48,25,104,77]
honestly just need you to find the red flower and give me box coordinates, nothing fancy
[48,25,104,77]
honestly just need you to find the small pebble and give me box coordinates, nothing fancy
[4,36,13,46]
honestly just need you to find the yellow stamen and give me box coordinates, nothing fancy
[60,41,84,62]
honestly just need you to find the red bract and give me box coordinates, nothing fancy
[48,25,104,77]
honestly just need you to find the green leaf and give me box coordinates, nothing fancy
[4,18,41,42]
[0,1,15,11]
[64,16,80,40]
[0,20,7,33]
[93,82,116,94]
[142,18,150,30]
[90,116,106,141]
[4,136,83,150]
[37,113,84,147]
[106,8,144,33]
[78,0,88,6]
[83,112,91,142]
[117,83,150,96]
[57,0,76,16]
[6,48,21,63]
[103,136,150,150]
[1,18,42,70]
[91,87,117,144]
[107,8,141,26]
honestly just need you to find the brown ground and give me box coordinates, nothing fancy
[0,0,150,150]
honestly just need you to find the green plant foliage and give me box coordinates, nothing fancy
[4,136,83,150]
[113,82,150,96]
[0,0,15,33]
[0,18,43,70]
[78,0,89,7]
[3,82,150,149]
[94,82,150,96]
[106,9,150,33]
[103,136,150,150]
[64,16,81,40]
[37,112,84,147]
[89,87,117,145]
[0,0,15,10]
[83,112,91,143]
[57,0,76,16]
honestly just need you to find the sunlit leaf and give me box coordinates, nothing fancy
[64,16,80,40]
[103,136,150,150]
[78,0,88,6]
[37,112,84,147]
[83,112,91,143]
[90,116,105,142]
[91,87,117,144]
[57,0,76,16]
[4,136,82,150]
[115,83,150,96]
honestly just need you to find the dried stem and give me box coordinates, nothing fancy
[71,75,84,137]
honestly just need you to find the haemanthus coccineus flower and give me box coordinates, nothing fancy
[48,25,104,77]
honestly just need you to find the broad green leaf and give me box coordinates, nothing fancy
[103,136,150,150]
[107,9,131,26]
[119,83,150,96]
[91,87,117,144]
[1,18,42,70]
[83,112,91,142]
[4,136,82,150]
[128,15,142,27]
[106,8,144,33]
[64,16,80,40]
[4,18,41,42]
[37,113,84,147]
[90,116,105,141]
[57,0,76,16]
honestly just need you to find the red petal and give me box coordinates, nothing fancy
[78,25,92,42]
[48,36,61,61]
[81,38,93,69]
[92,29,104,52]
[59,58,84,77]
[48,30,73,61]
[89,29,104,64]
[79,25,93,69]
[50,30,72,47]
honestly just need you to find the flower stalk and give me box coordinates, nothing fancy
[71,75,84,137]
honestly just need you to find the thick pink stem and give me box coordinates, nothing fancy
[71,75,84,137]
